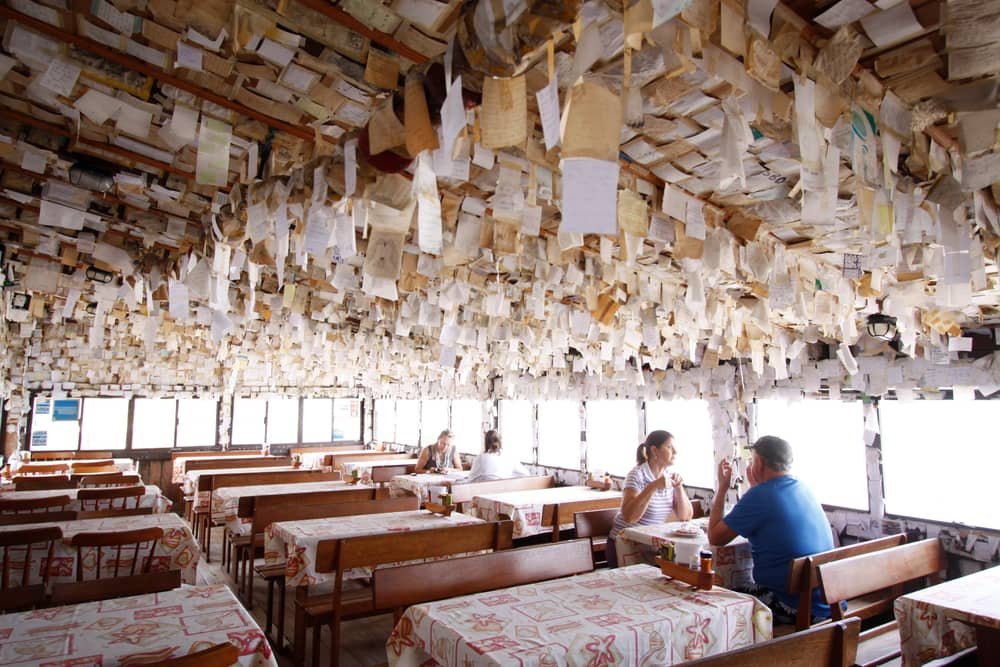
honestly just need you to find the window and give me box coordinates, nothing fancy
[231,398,266,445]
[266,398,299,444]
[132,399,176,449]
[451,399,482,454]
[754,399,868,510]
[29,397,80,451]
[420,399,449,445]
[80,398,129,450]
[176,399,216,447]
[644,400,716,489]
[537,400,581,469]
[880,399,999,529]
[374,399,396,444]
[333,398,362,441]
[499,400,534,464]
[395,400,420,447]
[586,400,639,477]
[302,398,333,442]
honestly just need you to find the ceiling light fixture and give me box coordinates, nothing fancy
[866,313,897,341]
[85,266,114,283]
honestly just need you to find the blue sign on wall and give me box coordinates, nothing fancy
[52,399,80,422]
[36,400,50,416]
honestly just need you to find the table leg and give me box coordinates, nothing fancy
[975,626,1000,667]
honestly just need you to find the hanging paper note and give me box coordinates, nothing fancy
[536,77,560,151]
[481,75,527,149]
[415,152,443,255]
[344,137,357,195]
[195,117,231,186]
[560,158,619,234]
[440,75,465,158]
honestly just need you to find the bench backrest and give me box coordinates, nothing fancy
[251,494,419,537]
[540,496,623,541]
[325,452,415,471]
[237,487,374,519]
[787,533,907,630]
[817,538,945,620]
[289,445,364,456]
[12,476,78,491]
[685,617,861,667]
[31,451,112,460]
[210,469,337,493]
[184,456,290,476]
[373,539,594,612]
[371,464,416,484]
[170,450,251,462]
[450,475,554,506]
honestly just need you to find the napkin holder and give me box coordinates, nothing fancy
[655,556,714,590]
[424,501,455,517]
[586,478,612,491]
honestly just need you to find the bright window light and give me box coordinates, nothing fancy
[421,399,449,445]
[267,398,299,444]
[451,399,483,454]
[132,399,176,449]
[302,399,333,442]
[232,398,266,445]
[586,400,639,477]
[374,399,396,444]
[645,399,716,489]
[395,400,420,447]
[80,398,128,450]
[176,399,216,447]
[499,400,534,465]
[333,398,361,441]
[537,400,581,470]
[880,400,999,529]
[29,397,79,451]
[755,398,869,510]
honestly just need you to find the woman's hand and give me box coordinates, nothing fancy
[669,472,684,488]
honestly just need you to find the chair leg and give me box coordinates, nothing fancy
[312,621,322,667]
[293,597,306,665]
[222,530,229,570]
[265,577,274,642]
[205,521,212,563]
[246,557,254,606]
[277,579,286,652]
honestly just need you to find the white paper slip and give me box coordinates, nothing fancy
[195,117,232,187]
[859,1,924,48]
[560,157,619,235]
[536,77,560,151]
[38,59,81,97]
[814,0,875,29]
[39,198,85,230]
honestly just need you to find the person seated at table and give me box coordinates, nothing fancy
[708,435,835,625]
[416,429,462,472]
[465,430,530,483]
[607,430,693,568]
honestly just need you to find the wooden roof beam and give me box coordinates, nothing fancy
[291,0,430,65]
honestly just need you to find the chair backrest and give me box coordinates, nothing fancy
[70,527,165,581]
[31,451,112,460]
[184,456,290,474]
[450,475,555,506]
[541,497,623,539]
[684,617,861,667]
[144,641,240,667]
[371,464,416,484]
[237,487,373,519]
[573,507,618,539]
[76,485,145,511]
[0,511,78,526]
[70,463,118,475]
[12,476,78,491]
[787,534,907,630]
[373,539,594,612]
[79,472,142,487]
[0,495,73,514]
[691,498,707,518]
[0,526,63,611]
[51,569,182,606]
[210,469,337,493]
[251,494,418,538]
[16,462,70,475]
[817,538,945,621]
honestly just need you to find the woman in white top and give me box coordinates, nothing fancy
[466,430,530,482]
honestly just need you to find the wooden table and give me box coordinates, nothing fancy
[0,583,276,666]
[386,563,773,666]
[0,484,172,513]
[895,565,1000,665]
[472,486,623,538]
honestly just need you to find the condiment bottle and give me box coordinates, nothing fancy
[700,550,713,572]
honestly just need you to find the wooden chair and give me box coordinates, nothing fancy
[12,476,78,491]
[15,462,70,475]
[0,494,73,515]
[541,496,623,542]
[50,569,181,606]
[817,538,946,667]
[69,527,165,581]
[691,498,707,518]
[787,534,907,631]
[313,520,515,667]
[77,507,154,519]
[254,494,418,652]
[143,641,239,667]
[0,526,62,611]
[374,538,595,623]
[79,472,142,487]
[0,511,77,526]
[450,475,554,512]
[76,485,145,512]
[685,617,861,667]
[573,507,617,567]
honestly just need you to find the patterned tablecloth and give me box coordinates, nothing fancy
[297,449,369,470]
[340,458,419,475]
[171,455,277,484]
[389,472,466,503]
[265,510,484,594]
[895,565,1000,665]
[182,466,299,518]
[617,522,755,588]
[216,480,367,537]
[386,563,773,666]
[0,584,276,666]
[0,485,172,513]
[472,486,623,538]
[0,513,200,584]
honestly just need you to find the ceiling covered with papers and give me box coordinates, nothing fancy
[0,0,998,399]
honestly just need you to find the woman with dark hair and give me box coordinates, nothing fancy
[465,429,530,482]
[606,430,693,567]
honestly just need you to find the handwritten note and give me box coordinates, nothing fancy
[38,59,81,97]
[480,75,526,149]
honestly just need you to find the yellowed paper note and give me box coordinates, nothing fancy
[480,75,527,150]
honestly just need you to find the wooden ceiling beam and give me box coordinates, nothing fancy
[292,0,430,64]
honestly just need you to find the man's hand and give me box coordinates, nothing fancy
[717,459,733,490]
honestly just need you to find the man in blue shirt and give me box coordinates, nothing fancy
[708,435,834,623]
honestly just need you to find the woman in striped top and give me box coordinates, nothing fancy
[606,430,693,567]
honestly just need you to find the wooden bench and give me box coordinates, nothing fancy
[574,507,617,567]
[540,496,622,542]
[30,451,112,460]
[685,617,861,667]
[787,534,907,631]
[817,538,946,667]
[373,538,594,622]
[312,519,514,667]
[450,475,554,512]
[324,451,415,472]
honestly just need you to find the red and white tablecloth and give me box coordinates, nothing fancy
[340,458,418,475]
[0,485,172,513]
[216,480,366,536]
[265,510,484,594]
[0,584,276,666]
[386,563,773,666]
[297,449,369,470]
[182,466,298,518]
[389,472,466,503]
[0,513,200,584]
[895,565,1000,665]
[472,486,623,538]
[617,522,755,588]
